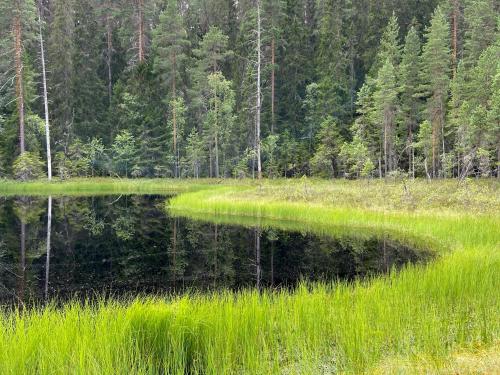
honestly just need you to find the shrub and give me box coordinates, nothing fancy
[12,152,45,181]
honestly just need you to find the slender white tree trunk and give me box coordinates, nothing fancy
[13,4,25,154]
[256,0,262,180]
[38,8,52,180]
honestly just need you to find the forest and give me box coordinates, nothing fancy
[0,0,498,180]
[0,2,499,372]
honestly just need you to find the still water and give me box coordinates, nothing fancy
[0,195,430,305]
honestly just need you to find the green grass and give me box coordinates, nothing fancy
[0,178,499,374]
[0,177,210,196]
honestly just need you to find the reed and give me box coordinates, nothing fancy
[0,178,498,374]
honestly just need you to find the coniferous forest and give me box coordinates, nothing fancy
[0,0,498,180]
[0,2,500,373]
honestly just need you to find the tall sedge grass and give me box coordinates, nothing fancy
[0,178,498,373]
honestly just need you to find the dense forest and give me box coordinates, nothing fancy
[0,0,498,180]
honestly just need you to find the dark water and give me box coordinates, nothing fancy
[0,195,430,305]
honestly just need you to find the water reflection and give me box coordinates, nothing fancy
[0,195,431,306]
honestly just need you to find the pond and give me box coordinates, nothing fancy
[0,195,431,306]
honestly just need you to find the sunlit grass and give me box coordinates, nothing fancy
[0,178,498,373]
[0,177,211,196]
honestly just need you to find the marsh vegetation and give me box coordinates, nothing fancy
[0,178,497,373]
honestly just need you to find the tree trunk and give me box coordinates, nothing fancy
[13,6,25,154]
[214,83,219,178]
[172,53,178,178]
[408,123,413,178]
[271,36,275,134]
[255,228,261,290]
[38,6,52,180]
[451,0,458,78]
[137,0,145,63]
[215,131,219,178]
[106,12,113,104]
[383,119,388,176]
[256,0,262,180]
[45,196,52,300]
[19,221,26,304]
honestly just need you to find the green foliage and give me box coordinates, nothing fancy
[112,130,138,177]
[0,0,497,179]
[12,152,45,181]
[339,135,374,178]
[310,117,343,177]
[182,129,204,178]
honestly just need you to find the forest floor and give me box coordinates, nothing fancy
[0,177,498,374]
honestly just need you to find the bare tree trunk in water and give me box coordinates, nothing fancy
[255,228,261,290]
[19,222,26,304]
[270,241,274,286]
[45,196,52,301]
[38,5,52,179]
[13,4,25,153]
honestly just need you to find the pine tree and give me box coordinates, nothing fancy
[278,0,314,137]
[204,72,235,178]
[489,68,500,178]
[263,0,285,134]
[373,58,399,174]
[399,25,422,177]
[315,0,350,123]
[72,0,107,140]
[191,27,232,177]
[463,0,498,64]
[48,0,75,153]
[420,6,451,177]
[152,0,190,177]
[371,12,401,75]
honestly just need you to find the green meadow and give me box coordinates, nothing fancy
[0,178,498,374]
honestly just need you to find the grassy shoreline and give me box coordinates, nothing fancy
[0,177,211,196]
[0,178,498,373]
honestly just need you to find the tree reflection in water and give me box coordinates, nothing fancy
[0,195,432,306]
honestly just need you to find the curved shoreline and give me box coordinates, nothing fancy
[0,178,498,373]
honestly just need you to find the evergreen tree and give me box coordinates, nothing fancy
[73,0,107,140]
[48,0,75,153]
[419,6,451,177]
[204,72,235,178]
[371,12,401,75]
[462,0,498,64]
[152,0,190,177]
[315,0,350,123]
[278,0,314,137]
[399,25,422,176]
[373,58,399,174]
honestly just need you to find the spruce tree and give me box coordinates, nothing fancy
[315,0,350,123]
[463,0,498,64]
[419,6,451,177]
[373,58,399,174]
[399,25,422,176]
[48,0,75,152]
[72,0,107,140]
[152,0,190,177]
